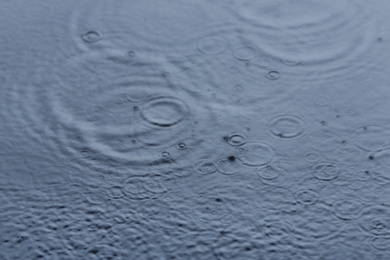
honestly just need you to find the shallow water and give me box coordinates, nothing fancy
[2,0,390,259]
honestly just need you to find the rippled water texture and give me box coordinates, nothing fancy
[2,0,390,258]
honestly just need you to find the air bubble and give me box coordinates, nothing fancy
[81,31,103,43]
[160,151,171,158]
[176,142,187,150]
[223,133,246,146]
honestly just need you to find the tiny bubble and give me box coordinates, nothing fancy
[161,151,170,158]
[128,51,135,57]
[321,121,327,125]
[176,143,187,150]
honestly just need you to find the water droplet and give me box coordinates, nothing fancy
[266,71,280,80]
[81,31,103,43]
[197,36,229,55]
[233,44,260,60]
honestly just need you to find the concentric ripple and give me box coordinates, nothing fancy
[358,205,390,236]
[228,0,385,86]
[332,198,365,221]
[313,162,340,181]
[123,174,169,200]
[257,165,289,186]
[350,125,390,151]
[6,48,210,177]
[197,36,229,55]
[233,44,260,61]
[140,96,189,128]
[236,142,276,167]
[269,115,306,139]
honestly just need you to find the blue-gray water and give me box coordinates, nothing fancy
[1,0,390,259]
